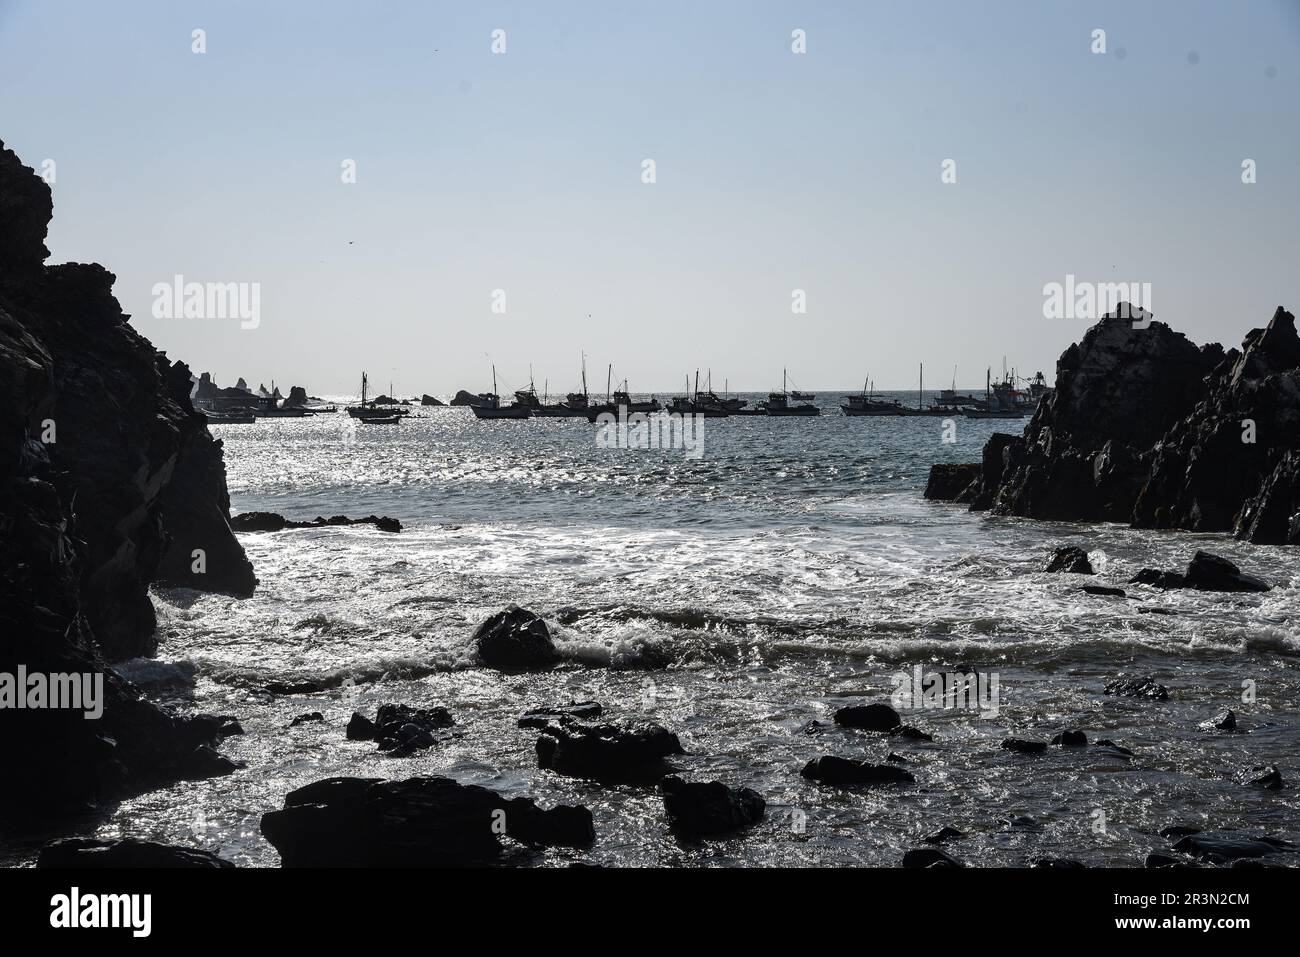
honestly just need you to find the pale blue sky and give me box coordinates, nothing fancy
[1,0,1297,395]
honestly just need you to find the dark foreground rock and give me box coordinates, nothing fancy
[1171,831,1296,861]
[1082,585,1126,597]
[260,776,594,866]
[536,718,684,780]
[902,848,963,868]
[660,776,765,838]
[346,704,455,756]
[946,305,1300,545]
[230,511,401,534]
[801,756,915,786]
[1130,551,1270,593]
[1046,546,1094,574]
[833,702,901,732]
[1104,675,1169,700]
[37,838,234,869]
[1051,729,1088,746]
[1001,738,1048,754]
[472,606,558,672]
[1240,764,1284,790]
[924,462,980,501]
[0,140,248,817]
[518,700,602,728]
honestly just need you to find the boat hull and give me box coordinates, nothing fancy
[472,405,532,420]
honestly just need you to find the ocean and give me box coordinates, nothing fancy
[9,393,1298,866]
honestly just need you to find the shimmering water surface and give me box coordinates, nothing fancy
[11,394,1299,866]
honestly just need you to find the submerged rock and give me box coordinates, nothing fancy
[1001,738,1048,754]
[1051,729,1088,746]
[1081,585,1126,597]
[37,838,234,869]
[347,704,454,755]
[472,606,558,673]
[289,711,324,727]
[1047,546,1094,574]
[660,776,765,838]
[1240,764,1284,790]
[518,700,602,728]
[260,776,594,866]
[800,756,915,786]
[230,512,401,533]
[1104,675,1169,701]
[902,848,963,868]
[1171,831,1296,861]
[832,702,901,732]
[1201,709,1237,732]
[924,462,980,501]
[923,826,965,844]
[535,718,684,780]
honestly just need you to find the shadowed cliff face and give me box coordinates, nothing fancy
[0,139,250,819]
[938,304,1300,544]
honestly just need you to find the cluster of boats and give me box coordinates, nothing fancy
[470,361,1047,421]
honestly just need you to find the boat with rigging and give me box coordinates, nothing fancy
[471,366,534,419]
[760,369,820,416]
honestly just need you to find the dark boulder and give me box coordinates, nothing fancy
[923,826,964,844]
[1240,764,1284,790]
[37,838,234,869]
[283,386,309,408]
[1046,546,1093,574]
[260,776,594,866]
[1172,831,1295,860]
[289,711,324,727]
[472,606,557,673]
[347,703,454,756]
[346,711,376,740]
[420,394,444,406]
[1001,738,1048,754]
[890,725,933,741]
[800,756,915,786]
[902,848,962,868]
[1183,551,1270,592]
[660,776,765,838]
[1201,709,1237,732]
[1129,568,1188,590]
[536,719,684,780]
[1081,585,1126,597]
[924,462,980,501]
[230,512,401,534]
[1104,675,1169,700]
[450,390,482,406]
[832,702,901,732]
[518,700,602,728]
[1051,729,1088,746]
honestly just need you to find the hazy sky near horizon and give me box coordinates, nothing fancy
[2,0,1298,396]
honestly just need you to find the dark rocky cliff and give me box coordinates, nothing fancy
[930,305,1300,545]
[1,139,252,819]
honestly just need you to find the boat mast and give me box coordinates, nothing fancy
[919,363,923,410]
[581,352,588,399]
[492,364,498,397]
[606,364,612,403]
[361,371,368,406]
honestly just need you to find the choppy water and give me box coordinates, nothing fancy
[9,393,1300,866]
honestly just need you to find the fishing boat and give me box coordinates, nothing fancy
[471,366,533,420]
[535,358,593,417]
[355,414,401,425]
[204,411,256,424]
[664,372,731,418]
[348,372,411,419]
[585,366,664,420]
[761,369,820,416]
[841,377,909,415]
[790,390,815,401]
[963,368,1030,418]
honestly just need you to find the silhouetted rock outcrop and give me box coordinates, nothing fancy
[535,718,684,780]
[660,776,765,838]
[0,139,247,817]
[929,306,1300,544]
[260,776,594,866]
[472,606,557,672]
[37,838,235,868]
[284,385,308,408]
[421,393,444,406]
[1046,546,1093,574]
[451,389,483,406]
[230,511,401,533]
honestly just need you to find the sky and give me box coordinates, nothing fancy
[1,0,1298,397]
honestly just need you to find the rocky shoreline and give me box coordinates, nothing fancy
[926,304,1300,546]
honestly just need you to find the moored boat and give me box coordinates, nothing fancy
[761,369,820,416]
[471,366,534,420]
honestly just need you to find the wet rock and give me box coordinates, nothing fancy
[230,512,401,534]
[346,711,376,740]
[1093,739,1136,756]
[1237,450,1300,545]
[535,719,684,780]
[923,826,964,844]
[796,719,828,736]
[832,702,901,732]
[1172,832,1296,860]
[902,848,962,868]
[179,744,245,779]
[472,606,558,673]
[959,432,1023,510]
[800,756,915,786]
[1240,764,1284,790]
[1201,709,1237,731]
[1183,551,1270,592]
[889,725,933,741]
[885,752,908,763]
[924,462,980,501]
[1081,585,1126,597]
[1145,852,1192,868]
[1129,568,1188,589]
[660,776,765,838]
[518,700,602,729]
[1159,825,1202,839]
[289,711,324,727]
[260,776,594,866]
[1104,675,1169,700]
[1001,738,1048,754]
[37,838,234,869]
[188,713,243,739]
[1051,729,1088,746]
[1047,546,1094,574]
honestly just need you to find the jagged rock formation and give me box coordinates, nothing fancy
[928,306,1300,544]
[421,393,444,406]
[283,385,308,408]
[1,139,249,818]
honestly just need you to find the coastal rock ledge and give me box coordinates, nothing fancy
[1,139,252,817]
[926,305,1300,544]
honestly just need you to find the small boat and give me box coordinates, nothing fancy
[471,366,534,420]
[204,411,256,424]
[761,370,820,416]
[663,371,731,418]
[356,414,401,425]
[347,373,410,418]
[962,368,1030,418]
[585,367,663,420]
[790,390,815,401]
[536,359,595,417]
[842,378,909,416]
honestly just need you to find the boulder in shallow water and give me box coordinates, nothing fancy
[923,826,964,844]
[660,776,765,838]
[1046,546,1094,574]
[38,838,234,869]
[800,756,915,786]
[902,847,963,868]
[518,700,602,728]
[1001,738,1048,754]
[833,702,901,732]
[1081,585,1126,597]
[1200,709,1237,732]
[1051,729,1088,746]
[1240,764,1284,790]
[260,775,594,866]
[472,606,558,673]
[924,463,980,501]
[1104,675,1169,700]
[1171,831,1295,860]
[347,703,454,756]
[1183,551,1270,592]
[536,718,684,780]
